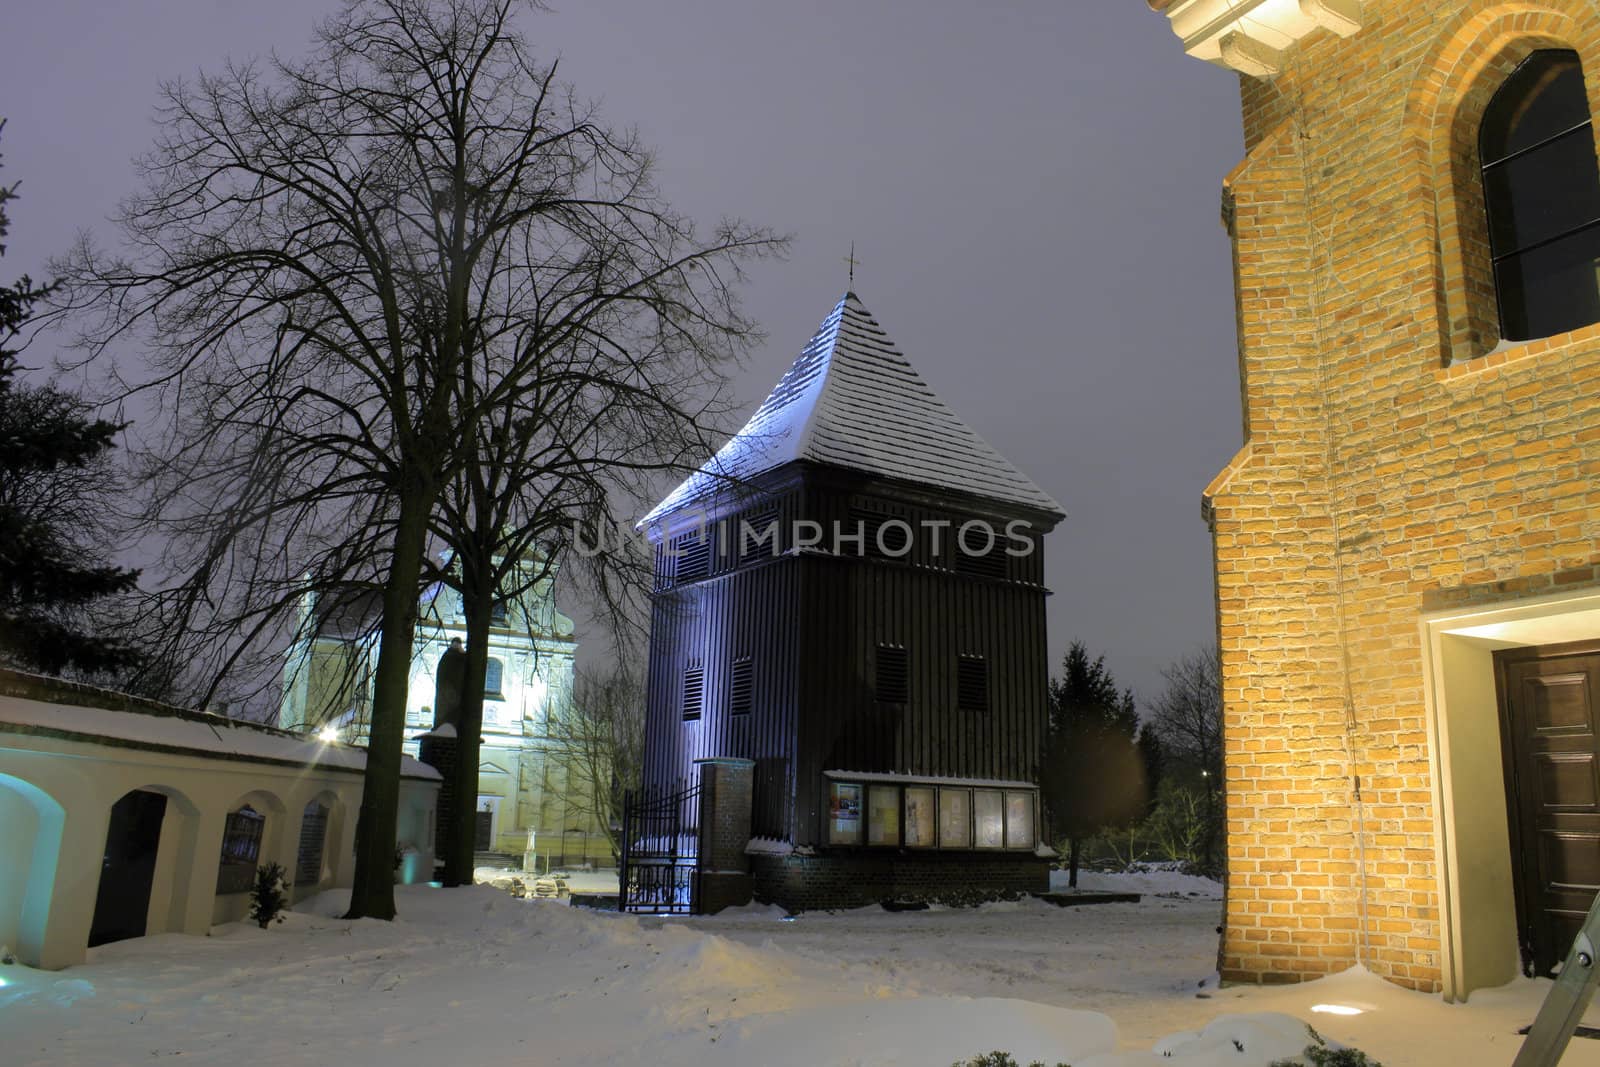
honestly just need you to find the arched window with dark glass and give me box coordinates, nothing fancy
[484,656,504,698]
[1481,49,1600,342]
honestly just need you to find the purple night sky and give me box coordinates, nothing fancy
[0,0,1245,702]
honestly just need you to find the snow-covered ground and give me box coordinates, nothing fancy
[4,875,1598,1066]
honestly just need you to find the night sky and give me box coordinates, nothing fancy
[1,1,1245,704]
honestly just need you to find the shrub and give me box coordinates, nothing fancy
[249,861,291,929]
[1268,1024,1383,1066]
[950,1053,1070,1067]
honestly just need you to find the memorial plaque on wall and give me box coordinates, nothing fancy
[938,788,972,848]
[1005,791,1034,849]
[868,785,901,846]
[828,782,863,845]
[974,789,1004,848]
[904,786,936,847]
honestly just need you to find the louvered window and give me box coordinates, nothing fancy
[953,522,1008,580]
[850,508,913,561]
[682,664,705,721]
[730,656,753,715]
[958,655,989,712]
[738,508,781,561]
[672,530,712,583]
[875,644,909,705]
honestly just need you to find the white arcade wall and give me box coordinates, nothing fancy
[0,672,440,969]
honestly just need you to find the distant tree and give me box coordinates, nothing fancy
[544,662,645,867]
[1040,641,1150,888]
[0,121,139,675]
[1147,645,1223,872]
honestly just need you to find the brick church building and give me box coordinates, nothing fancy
[1149,0,1600,998]
[635,291,1064,912]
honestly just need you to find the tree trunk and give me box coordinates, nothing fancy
[344,479,432,921]
[1068,837,1081,889]
[442,574,492,887]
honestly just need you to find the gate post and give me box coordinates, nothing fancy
[417,726,458,876]
[694,758,755,914]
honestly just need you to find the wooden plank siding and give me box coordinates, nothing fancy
[641,463,1057,848]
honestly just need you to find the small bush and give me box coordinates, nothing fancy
[950,1053,1070,1067]
[1268,1024,1383,1066]
[249,861,291,929]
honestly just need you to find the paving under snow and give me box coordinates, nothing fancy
[4,872,1598,1066]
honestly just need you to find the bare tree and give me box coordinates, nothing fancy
[544,661,645,867]
[1146,645,1223,872]
[56,0,776,919]
[1147,645,1222,780]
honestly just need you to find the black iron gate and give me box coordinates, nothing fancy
[619,782,702,914]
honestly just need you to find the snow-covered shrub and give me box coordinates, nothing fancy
[950,1053,1068,1067]
[1268,1025,1383,1066]
[249,862,291,928]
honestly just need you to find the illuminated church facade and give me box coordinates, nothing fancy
[278,561,607,870]
[1150,0,1600,998]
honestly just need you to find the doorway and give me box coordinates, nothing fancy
[1496,640,1600,976]
[89,789,169,947]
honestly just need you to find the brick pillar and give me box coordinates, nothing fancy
[417,728,458,861]
[695,757,754,914]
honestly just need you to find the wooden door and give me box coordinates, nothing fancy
[1497,641,1600,976]
[89,790,168,947]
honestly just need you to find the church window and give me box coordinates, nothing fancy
[484,656,505,698]
[682,663,704,721]
[489,598,508,625]
[216,806,266,894]
[875,644,908,705]
[729,656,753,715]
[957,655,989,712]
[1480,49,1600,342]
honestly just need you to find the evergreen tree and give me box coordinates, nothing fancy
[0,122,139,674]
[1040,641,1150,887]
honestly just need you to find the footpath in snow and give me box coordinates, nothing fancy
[3,873,1597,1066]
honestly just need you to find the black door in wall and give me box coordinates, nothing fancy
[1496,641,1600,976]
[88,789,169,947]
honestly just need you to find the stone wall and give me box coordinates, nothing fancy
[1201,0,1600,991]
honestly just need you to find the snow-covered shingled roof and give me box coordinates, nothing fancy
[640,292,1065,526]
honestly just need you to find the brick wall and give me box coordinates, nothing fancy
[750,851,1048,912]
[1203,0,1600,990]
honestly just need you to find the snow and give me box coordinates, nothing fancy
[744,836,796,856]
[641,293,1064,527]
[0,691,440,780]
[6,873,1599,1066]
[1056,865,1226,901]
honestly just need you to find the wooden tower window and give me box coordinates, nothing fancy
[729,656,753,715]
[876,644,909,705]
[958,655,989,712]
[682,663,705,721]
